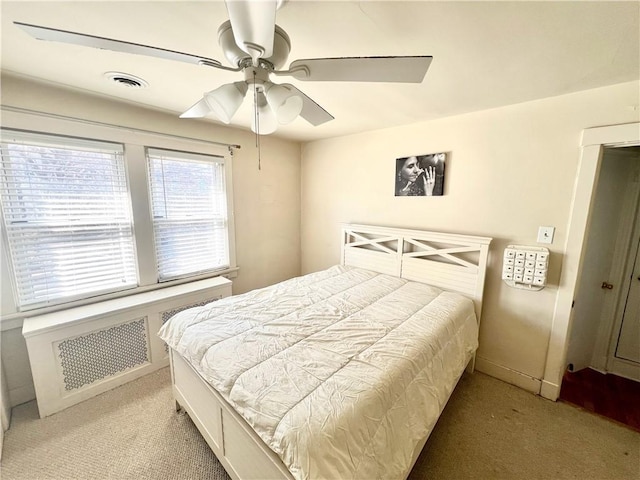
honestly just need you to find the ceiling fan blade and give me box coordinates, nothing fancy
[225,0,277,62]
[285,85,334,126]
[283,56,433,83]
[14,21,236,71]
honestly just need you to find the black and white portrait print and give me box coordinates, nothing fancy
[395,152,446,196]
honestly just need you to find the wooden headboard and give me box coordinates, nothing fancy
[341,224,492,320]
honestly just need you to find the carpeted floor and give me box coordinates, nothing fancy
[1,367,638,480]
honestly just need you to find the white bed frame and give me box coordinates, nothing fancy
[168,224,492,480]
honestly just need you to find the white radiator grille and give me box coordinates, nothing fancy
[57,318,149,391]
[161,299,214,325]
[161,299,217,353]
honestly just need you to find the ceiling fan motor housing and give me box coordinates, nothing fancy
[217,20,291,69]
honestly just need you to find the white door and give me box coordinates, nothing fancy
[615,238,640,364]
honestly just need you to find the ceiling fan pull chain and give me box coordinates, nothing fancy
[257,129,261,171]
[253,70,261,170]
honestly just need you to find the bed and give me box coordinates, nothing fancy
[159,224,491,480]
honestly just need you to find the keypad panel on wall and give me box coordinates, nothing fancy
[502,245,549,290]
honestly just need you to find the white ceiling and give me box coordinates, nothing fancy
[2,1,639,142]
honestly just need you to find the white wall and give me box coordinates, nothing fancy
[0,74,302,405]
[300,81,640,392]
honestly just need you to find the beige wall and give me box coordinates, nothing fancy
[2,74,638,405]
[300,81,640,391]
[0,74,302,405]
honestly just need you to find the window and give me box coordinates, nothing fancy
[0,130,137,308]
[146,148,230,281]
[0,124,235,315]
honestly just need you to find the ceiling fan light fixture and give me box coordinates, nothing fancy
[265,83,303,125]
[251,91,278,135]
[203,81,248,123]
[179,98,211,119]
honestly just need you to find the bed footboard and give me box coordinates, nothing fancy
[169,348,294,480]
[170,347,474,480]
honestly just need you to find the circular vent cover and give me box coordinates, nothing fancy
[104,72,149,88]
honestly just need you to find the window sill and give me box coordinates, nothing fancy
[0,267,238,332]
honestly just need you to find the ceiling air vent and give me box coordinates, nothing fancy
[104,71,148,88]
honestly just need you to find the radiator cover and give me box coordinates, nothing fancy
[57,317,150,391]
[23,276,232,417]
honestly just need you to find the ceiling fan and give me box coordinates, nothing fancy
[14,0,432,135]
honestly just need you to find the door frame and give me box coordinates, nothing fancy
[540,122,640,401]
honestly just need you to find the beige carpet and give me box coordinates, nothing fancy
[1,367,638,480]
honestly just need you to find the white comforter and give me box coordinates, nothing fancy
[159,265,478,480]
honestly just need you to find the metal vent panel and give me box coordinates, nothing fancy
[57,317,149,391]
[161,298,216,325]
[162,298,217,353]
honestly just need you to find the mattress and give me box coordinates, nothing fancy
[159,265,479,480]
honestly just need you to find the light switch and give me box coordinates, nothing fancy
[537,226,555,244]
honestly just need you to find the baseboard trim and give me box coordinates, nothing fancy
[9,384,36,407]
[475,356,542,394]
[608,357,640,382]
[540,379,560,400]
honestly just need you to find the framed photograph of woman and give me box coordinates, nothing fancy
[395,152,446,196]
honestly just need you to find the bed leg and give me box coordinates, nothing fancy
[466,354,476,374]
[175,400,184,413]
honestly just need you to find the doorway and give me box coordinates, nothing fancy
[541,122,640,403]
[566,145,640,379]
[559,145,640,430]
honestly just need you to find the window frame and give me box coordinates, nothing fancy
[0,111,236,320]
[146,147,232,282]
[0,130,139,309]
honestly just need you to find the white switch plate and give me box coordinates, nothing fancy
[537,226,555,244]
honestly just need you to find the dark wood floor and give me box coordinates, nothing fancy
[559,368,640,431]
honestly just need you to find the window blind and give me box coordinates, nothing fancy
[146,148,229,281]
[0,130,138,308]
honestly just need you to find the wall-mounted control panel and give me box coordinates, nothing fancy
[502,245,549,290]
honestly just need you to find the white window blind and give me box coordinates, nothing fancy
[0,130,138,308]
[147,148,229,281]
